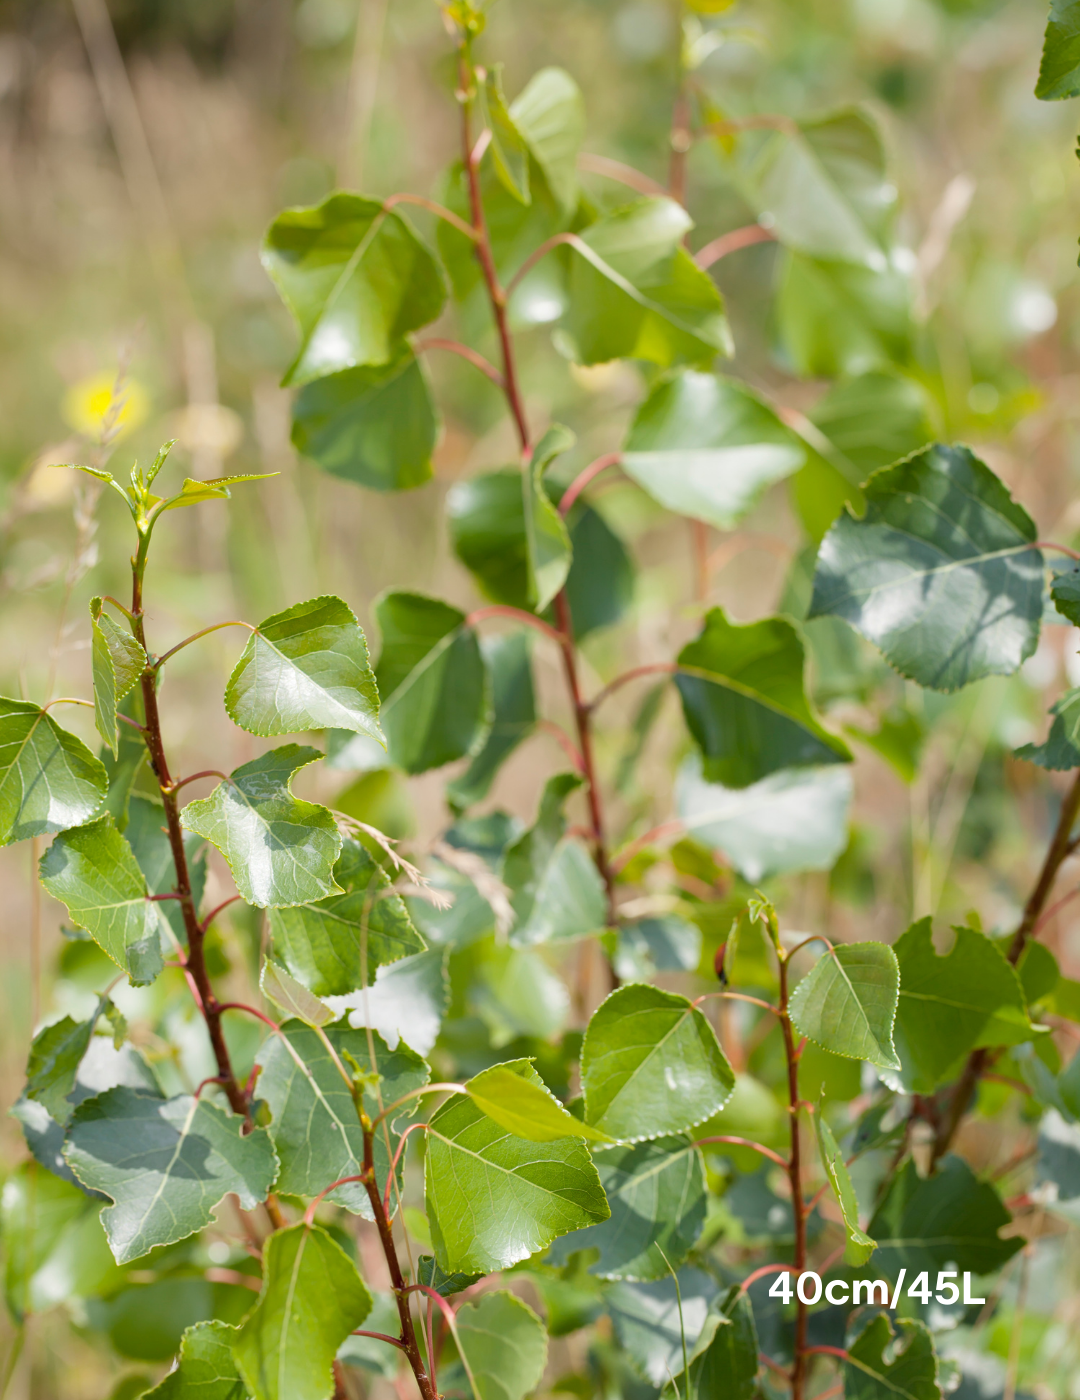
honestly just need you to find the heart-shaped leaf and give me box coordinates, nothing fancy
[63,1087,278,1263]
[181,745,342,908]
[0,698,107,846]
[788,942,900,1070]
[374,592,488,774]
[39,815,167,985]
[809,444,1043,690]
[263,193,446,385]
[581,984,735,1141]
[676,608,851,788]
[225,595,382,742]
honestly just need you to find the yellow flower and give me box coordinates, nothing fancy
[61,372,150,442]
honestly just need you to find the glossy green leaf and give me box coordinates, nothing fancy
[233,1222,372,1400]
[39,815,167,985]
[776,252,912,378]
[551,1136,705,1281]
[605,1270,718,1387]
[563,198,731,368]
[262,193,446,385]
[510,66,585,212]
[416,1255,484,1298]
[1036,1,1080,99]
[581,984,735,1141]
[447,632,536,811]
[466,1059,612,1143]
[327,946,449,1056]
[455,1291,548,1400]
[64,1087,278,1264]
[675,608,851,789]
[621,371,806,529]
[502,772,607,947]
[144,1321,248,1400]
[374,591,488,774]
[1,1161,118,1320]
[0,697,107,845]
[788,942,900,1070]
[425,1059,609,1273]
[845,1313,941,1400]
[255,1022,428,1216]
[180,745,342,908]
[25,999,114,1124]
[483,66,530,204]
[661,1286,759,1400]
[291,350,437,492]
[814,1111,875,1266]
[892,919,1034,1093]
[1051,565,1080,623]
[225,595,382,742]
[738,109,892,266]
[270,837,425,995]
[260,961,335,1027]
[562,496,634,638]
[159,473,275,512]
[809,444,1043,690]
[675,755,852,882]
[1017,686,1080,769]
[868,1154,1022,1277]
[90,599,145,754]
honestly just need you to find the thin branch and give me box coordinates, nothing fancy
[1032,540,1080,562]
[536,719,586,775]
[303,1175,370,1226]
[693,1136,789,1169]
[205,1267,262,1292]
[168,770,228,794]
[414,338,505,390]
[199,895,243,934]
[465,604,564,645]
[695,224,776,269]
[153,620,256,669]
[100,594,135,620]
[384,1121,430,1216]
[371,1083,466,1130]
[382,193,478,241]
[804,1346,849,1363]
[577,152,669,198]
[504,231,578,298]
[558,453,622,517]
[352,1329,408,1352]
[694,990,779,1015]
[588,663,677,714]
[740,1263,797,1294]
[41,696,94,713]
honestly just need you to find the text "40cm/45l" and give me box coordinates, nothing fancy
[769,1269,987,1308]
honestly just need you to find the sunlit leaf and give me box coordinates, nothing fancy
[788,942,900,1070]
[327,946,449,1056]
[143,1321,248,1400]
[813,1111,875,1266]
[0,698,107,846]
[1036,0,1080,100]
[466,1059,612,1143]
[455,1291,548,1400]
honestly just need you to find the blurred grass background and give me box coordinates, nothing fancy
[3,0,1080,1391]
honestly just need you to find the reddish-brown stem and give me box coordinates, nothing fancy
[1033,883,1080,936]
[153,620,256,670]
[130,563,247,1119]
[303,1175,369,1226]
[194,1075,228,1099]
[146,891,182,902]
[536,719,586,775]
[695,990,779,1015]
[352,1329,408,1351]
[205,1267,262,1292]
[199,895,243,934]
[739,1262,797,1294]
[217,1002,280,1032]
[504,231,579,299]
[459,53,530,450]
[804,1346,849,1362]
[383,1121,430,1216]
[577,151,669,198]
[382,192,478,241]
[414,337,505,391]
[693,1136,789,1169]
[558,453,623,517]
[1032,540,1080,561]
[588,662,678,714]
[932,768,1080,1164]
[168,770,228,794]
[695,224,776,269]
[465,604,564,645]
[760,1351,793,1381]
[779,955,809,1400]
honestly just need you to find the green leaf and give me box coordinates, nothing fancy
[605,1270,718,1387]
[327,947,449,1056]
[614,915,702,982]
[580,984,735,1141]
[63,1087,279,1264]
[563,199,732,368]
[262,193,447,385]
[776,252,912,378]
[809,444,1043,690]
[510,67,585,212]
[892,919,1034,1093]
[455,1291,548,1400]
[0,697,108,845]
[524,425,575,610]
[160,474,275,512]
[483,66,530,204]
[660,1286,759,1400]
[788,942,900,1070]
[738,109,892,266]
[844,1313,941,1400]
[551,1137,705,1281]
[868,1154,1022,1278]
[374,592,488,774]
[225,595,382,743]
[255,1022,428,1216]
[291,351,438,492]
[180,745,342,908]
[416,1255,483,1298]
[269,837,425,995]
[809,370,932,477]
[39,815,167,985]
[1051,565,1080,623]
[675,608,851,789]
[470,943,568,1046]
[813,1111,875,1266]
[502,772,607,946]
[621,371,807,529]
[1,1161,119,1320]
[143,1321,248,1400]
[90,599,145,754]
[562,497,634,638]
[447,633,536,811]
[675,755,852,882]
[233,1222,372,1400]
[466,1058,613,1143]
[260,961,335,1027]
[1036,0,1080,99]
[25,999,115,1124]
[425,1059,609,1273]
[1017,687,1080,769]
